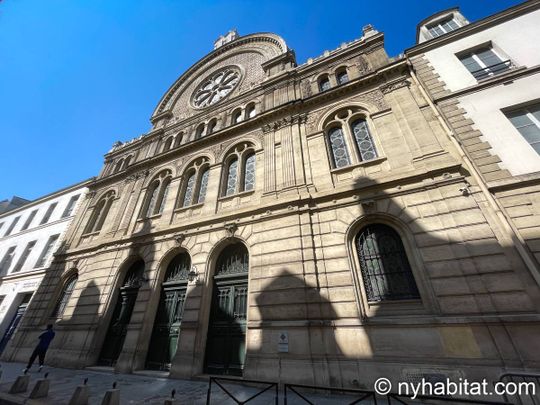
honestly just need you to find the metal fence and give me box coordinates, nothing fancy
[499,373,540,405]
[284,383,377,404]
[206,376,278,404]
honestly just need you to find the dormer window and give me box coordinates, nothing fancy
[427,16,460,38]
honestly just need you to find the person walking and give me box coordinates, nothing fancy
[23,324,55,373]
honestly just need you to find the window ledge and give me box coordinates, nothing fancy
[81,230,100,237]
[475,64,518,83]
[137,213,162,222]
[218,189,256,202]
[174,202,204,213]
[365,298,426,317]
[331,156,387,174]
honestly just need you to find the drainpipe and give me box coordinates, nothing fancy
[407,59,540,287]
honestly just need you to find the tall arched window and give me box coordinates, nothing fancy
[84,190,116,234]
[52,274,78,318]
[225,158,238,196]
[222,143,256,196]
[243,153,256,191]
[179,158,210,207]
[328,127,351,168]
[142,170,172,217]
[324,108,378,169]
[351,119,377,161]
[319,75,331,92]
[355,223,420,302]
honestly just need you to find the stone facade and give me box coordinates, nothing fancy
[4,13,540,390]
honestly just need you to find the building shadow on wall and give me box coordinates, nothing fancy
[248,172,540,396]
[48,280,101,368]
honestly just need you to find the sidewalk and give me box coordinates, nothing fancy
[0,361,209,404]
[0,361,384,404]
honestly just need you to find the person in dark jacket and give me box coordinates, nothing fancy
[23,324,55,373]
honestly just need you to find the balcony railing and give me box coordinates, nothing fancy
[471,60,512,80]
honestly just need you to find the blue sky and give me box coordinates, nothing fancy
[0,0,521,200]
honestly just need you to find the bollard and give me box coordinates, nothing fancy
[68,378,89,405]
[100,381,120,405]
[163,389,178,405]
[29,372,50,399]
[9,374,30,394]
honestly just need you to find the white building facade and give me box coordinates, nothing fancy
[0,180,90,353]
[408,0,540,288]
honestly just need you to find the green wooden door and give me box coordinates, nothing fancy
[204,243,249,376]
[146,283,187,370]
[98,260,144,366]
[146,253,190,371]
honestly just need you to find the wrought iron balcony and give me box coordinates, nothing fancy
[471,60,512,80]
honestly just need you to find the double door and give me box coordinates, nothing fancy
[146,282,187,370]
[204,276,248,376]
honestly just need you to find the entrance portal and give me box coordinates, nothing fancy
[204,243,248,376]
[98,260,144,366]
[146,253,190,370]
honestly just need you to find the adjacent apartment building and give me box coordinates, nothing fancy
[407,0,540,285]
[0,180,90,354]
[2,0,539,392]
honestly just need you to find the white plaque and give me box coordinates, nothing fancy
[278,331,289,353]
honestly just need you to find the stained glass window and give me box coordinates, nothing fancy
[356,224,420,302]
[197,168,210,204]
[157,180,171,214]
[226,159,238,196]
[146,182,160,217]
[328,127,351,168]
[351,119,377,161]
[183,173,196,207]
[243,154,256,191]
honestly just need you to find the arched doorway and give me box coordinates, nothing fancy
[98,259,145,366]
[146,253,190,370]
[204,243,249,376]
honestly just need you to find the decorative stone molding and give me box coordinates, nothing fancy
[174,233,185,245]
[262,114,308,133]
[124,170,150,183]
[224,223,238,237]
[380,79,411,94]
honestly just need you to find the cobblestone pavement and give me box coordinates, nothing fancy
[0,361,396,404]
